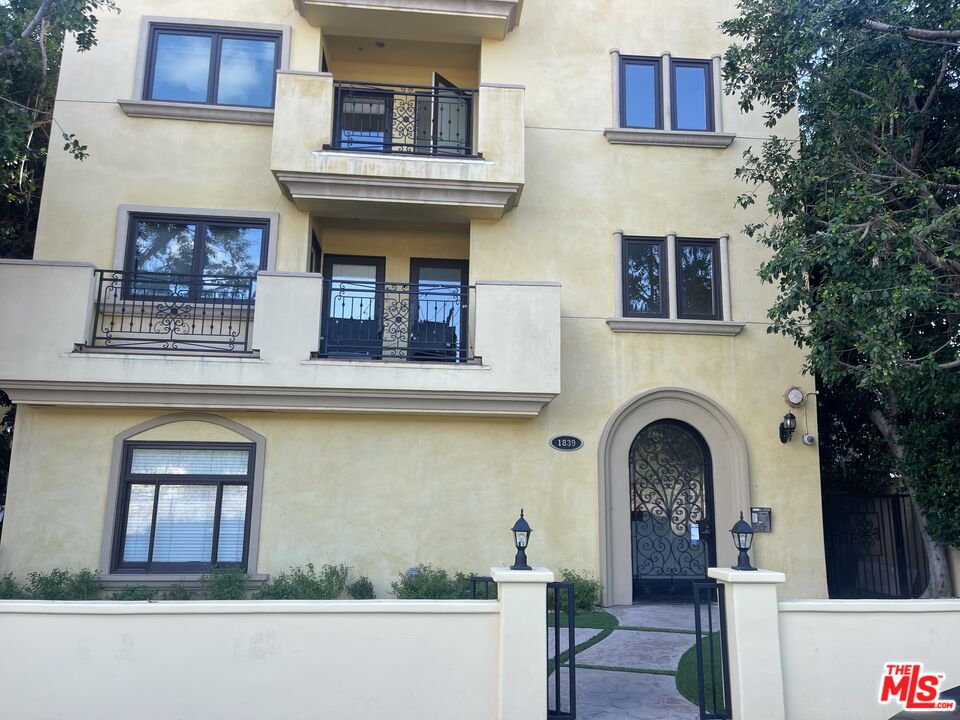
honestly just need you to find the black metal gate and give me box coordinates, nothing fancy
[547,581,577,718]
[692,582,732,720]
[823,493,929,599]
[469,577,577,719]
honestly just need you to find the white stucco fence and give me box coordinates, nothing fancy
[711,568,960,720]
[0,567,552,720]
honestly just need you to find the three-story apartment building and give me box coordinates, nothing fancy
[0,0,827,601]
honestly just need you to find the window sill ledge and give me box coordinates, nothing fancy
[98,573,269,591]
[117,99,274,126]
[603,128,736,148]
[606,318,745,336]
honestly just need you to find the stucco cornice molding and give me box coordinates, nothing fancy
[606,318,746,336]
[118,99,275,126]
[297,0,523,38]
[2,380,555,417]
[603,127,736,149]
[274,171,522,220]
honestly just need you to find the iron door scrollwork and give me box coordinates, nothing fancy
[630,420,715,596]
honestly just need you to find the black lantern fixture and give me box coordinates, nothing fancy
[779,412,797,443]
[510,509,532,571]
[730,512,757,571]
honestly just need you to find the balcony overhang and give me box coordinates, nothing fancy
[275,168,522,221]
[271,73,525,222]
[294,0,523,42]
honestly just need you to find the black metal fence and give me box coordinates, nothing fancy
[547,581,577,719]
[823,493,929,599]
[318,281,473,362]
[468,575,497,600]
[86,269,255,353]
[692,582,732,720]
[333,80,475,156]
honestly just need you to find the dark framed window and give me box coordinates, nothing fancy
[620,57,662,129]
[622,237,668,317]
[112,442,255,573]
[125,214,269,300]
[677,238,721,319]
[410,258,470,361]
[144,25,281,108]
[671,59,714,132]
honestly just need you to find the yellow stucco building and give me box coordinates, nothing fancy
[0,0,827,602]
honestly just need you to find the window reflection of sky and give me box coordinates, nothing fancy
[674,65,709,130]
[150,32,277,107]
[623,63,657,128]
[151,34,211,103]
[217,38,277,107]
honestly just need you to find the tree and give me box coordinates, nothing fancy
[722,0,960,596]
[0,0,117,259]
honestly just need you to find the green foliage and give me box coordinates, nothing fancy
[346,575,376,600]
[252,564,349,600]
[390,564,474,599]
[25,568,99,600]
[200,567,248,600]
[110,586,156,601]
[0,572,26,598]
[160,584,193,601]
[722,0,960,549]
[676,633,726,715]
[558,568,600,614]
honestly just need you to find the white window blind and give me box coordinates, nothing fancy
[130,448,249,475]
[151,485,218,563]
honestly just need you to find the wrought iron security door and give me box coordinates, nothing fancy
[630,420,716,600]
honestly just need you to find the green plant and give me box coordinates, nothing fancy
[26,569,100,600]
[110,586,157,601]
[161,584,193,601]
[676,633,726,714]
[346,575,376,600]
[0,572,26,599]
[390,564,473,599]
[200,567,248,600]
[253,564,349,600]
[558,568,600,613]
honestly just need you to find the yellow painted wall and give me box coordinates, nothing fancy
[319,220,469,282]
[4,0,828,599]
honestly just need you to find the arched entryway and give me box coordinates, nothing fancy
[599,388,751,606]
[630,420,715,601]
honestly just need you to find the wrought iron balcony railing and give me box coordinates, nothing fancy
[317,280,474,362]
[85,269,255,354]
[332,80,476,157]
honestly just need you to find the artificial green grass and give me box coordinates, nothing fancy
[675,632,727,715]
[547,609,619,673]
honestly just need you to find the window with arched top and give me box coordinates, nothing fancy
[99,413,265,584]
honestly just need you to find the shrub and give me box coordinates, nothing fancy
[200,567,248,600]
[161,584,193,601]
[346,575,376,600]
[253,564,349,600]
[0,572,26,599]
[110,586,157,601]
[26,569,100,600]
[391,564,473,599]
[558,568,600,613]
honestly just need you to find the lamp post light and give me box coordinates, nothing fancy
[779,412,797,443]
[510,509,532,571]
[730,512,757,571]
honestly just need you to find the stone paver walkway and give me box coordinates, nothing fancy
[548,603,717,720]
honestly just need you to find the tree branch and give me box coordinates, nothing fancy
[0,0,57,63]
[864,19,960,43]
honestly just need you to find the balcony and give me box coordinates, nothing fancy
[271,72,524,221]
[0,260,560,416]
[295,1,523,43]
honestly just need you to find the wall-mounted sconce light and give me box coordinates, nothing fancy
[779,412,797,443]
